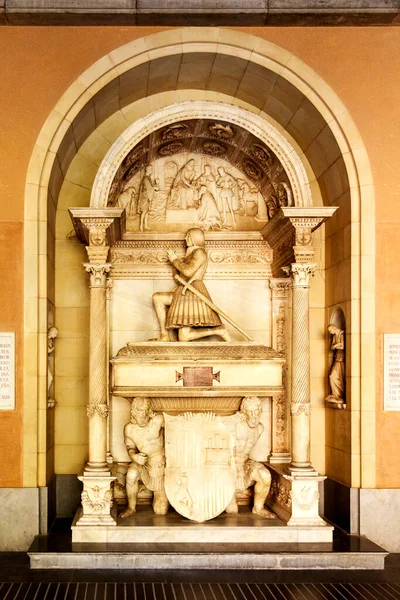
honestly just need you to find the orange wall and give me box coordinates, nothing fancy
[0,26,399,487]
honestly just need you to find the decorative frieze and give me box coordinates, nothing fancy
[109,240,273,279]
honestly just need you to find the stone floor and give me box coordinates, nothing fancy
[1,560,400,599]
[1,518,399,599]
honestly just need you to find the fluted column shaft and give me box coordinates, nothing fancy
[284,263,316,470]
[84,262,111,471]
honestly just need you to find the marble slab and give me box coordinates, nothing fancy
[71,505,333,544]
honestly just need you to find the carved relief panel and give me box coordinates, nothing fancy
[107,118,293,234]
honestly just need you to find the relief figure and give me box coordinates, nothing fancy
[169,159,197,209]
[216,166,238,226]
[121,397,169,518]
[195,164,217,201]
[237,179,259,217]
[118,183,138,216]
[137,165,157,231]
[152,228,230,342]
[196,184,222,231]
[226,396,275,519]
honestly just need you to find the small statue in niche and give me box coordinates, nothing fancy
[121,397,169,518]
[47,326,58,408]
[226,396,275,519]
[152,228,231,342]
[326,324,345,404]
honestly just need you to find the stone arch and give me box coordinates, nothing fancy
[23,28,375,493]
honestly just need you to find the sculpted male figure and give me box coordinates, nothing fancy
[152,228,230,342]
[226,396,275,518]
[121,397,169,518]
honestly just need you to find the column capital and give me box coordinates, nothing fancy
[282,263,317,287]
[69,208,126,246]
[262,206,337,276]
[269,278,291,299]
[84,263,112,287]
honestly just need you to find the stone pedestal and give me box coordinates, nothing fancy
[266,464,327,527]
[76,475,117,527]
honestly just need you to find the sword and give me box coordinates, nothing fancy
[174,273,254,342]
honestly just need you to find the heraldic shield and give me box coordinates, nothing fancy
[164,413,236,522]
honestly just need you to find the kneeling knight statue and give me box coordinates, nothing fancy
[152,228,232,342]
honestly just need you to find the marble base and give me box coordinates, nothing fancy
[360,488,400,552]
[111,342,284,398]
[29,550,386,571]
[71,505,333,544]
[0,488,40,551]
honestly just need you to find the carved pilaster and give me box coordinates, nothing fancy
[282,263,317,473]
[269,278,291,463]
[84,262,111,473]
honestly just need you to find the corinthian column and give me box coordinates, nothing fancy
[68,210,125,533]
[84,261,111,471]
[283,263,317,472]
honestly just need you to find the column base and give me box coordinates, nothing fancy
[85,462,109,472]
[268,452,291,464]
[76,474,117,527]
[286,464,319,476]
[267,464,327,528]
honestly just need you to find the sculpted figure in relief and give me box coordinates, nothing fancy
[121,397,169,518]
[169,159,197,209]
[326,324,345,403]
[216,166,238,226]
[137,165,157,231]
[196,184,222,231]
[152,228,230,342]
[226,396,275,518]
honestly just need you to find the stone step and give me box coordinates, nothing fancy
[28,541,388,570]
[71,506,334,544]
[28,510,387,571]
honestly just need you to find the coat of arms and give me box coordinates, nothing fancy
[164,413,236,522]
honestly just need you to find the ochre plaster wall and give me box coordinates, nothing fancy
[0,26,399,488]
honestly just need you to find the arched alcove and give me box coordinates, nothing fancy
[23,29,375,529]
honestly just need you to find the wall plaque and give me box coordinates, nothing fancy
[0,332,15,410]
[384,334,400,411]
